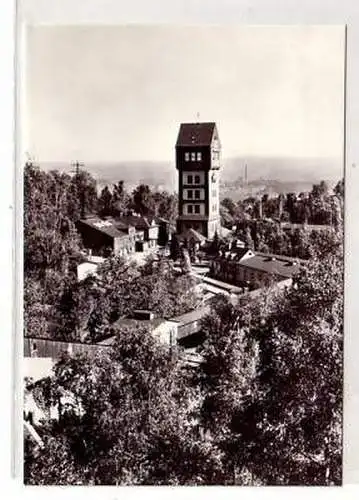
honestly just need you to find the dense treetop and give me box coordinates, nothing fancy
[24,163,343,485]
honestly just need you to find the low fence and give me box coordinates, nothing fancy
[24,337,111,359]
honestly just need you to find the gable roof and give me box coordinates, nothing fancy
[78,218,128,239]
[238,254,304,279]
[176,122,217,147]
[217,246,254,261]
[116,215,157,231]
[177,228,207,244]
[172,305,211,325]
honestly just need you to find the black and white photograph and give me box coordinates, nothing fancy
[22,24,345,486]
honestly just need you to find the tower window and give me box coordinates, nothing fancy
[185,152,190,161]
[194,175,200,184]
[187,190,193,199]
[194,205,200,214]
[191,152,196,161]
[213,151,219,161]
[197,152,202,161]
[188,205,193,214]
[195,190,200,199]
[187,175,193,184]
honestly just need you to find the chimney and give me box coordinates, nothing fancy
[133,310,155,321]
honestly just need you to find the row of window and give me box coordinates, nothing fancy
[184,151,220,162]
[187,189,201,200]
[187,204,201,214]
[185,152,202,162]
[184,174,202,185]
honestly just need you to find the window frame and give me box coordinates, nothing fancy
[187,174,193,184]
[194,175,200,184]
[197,152,202,161]
[191,152,196,161]
[194,204,201,214]
[212,151,219,161]
[185,152,190,162]
[187,189,193,199]
[194,189,200,200]
[187,204,193,214]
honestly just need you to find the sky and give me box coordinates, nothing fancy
[25,25,345,163]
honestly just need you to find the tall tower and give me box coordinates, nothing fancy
[175,122,221,239]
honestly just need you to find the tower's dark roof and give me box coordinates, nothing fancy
[176,122,217,147]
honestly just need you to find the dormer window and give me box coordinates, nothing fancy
[185,152,190,161]
[191,152,196,161]
[197,152,202,161]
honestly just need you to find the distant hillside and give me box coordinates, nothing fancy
[221,156,343,183]
[39,156,343,193]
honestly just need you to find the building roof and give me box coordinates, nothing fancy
[172,305,211,325]
[177,228,207,244]
[219,247,254,261]
[176,122,217,147]
[237,254,304,279]
[116,215,157,231]
[78,218,128,239]
[214,245,306,280]
[112,316,168,332]
[200,276,243,294]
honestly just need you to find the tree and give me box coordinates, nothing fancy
[199,249,343,485]
[243,227,254,250]
[334,179,344,199]
[169,235,181,261]
[97,186,113,217]
[24,163,85,280]
[221,198,237,216]
[312,180,328,199]
[111,180,130,216]
[24,326,224,485]
[131,184,156,216]
[210,231,221,254]
[199,295,262,482]
[152,191,178,223]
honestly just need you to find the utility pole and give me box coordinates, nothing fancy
[71,160,84,177]
[71,160,85,219]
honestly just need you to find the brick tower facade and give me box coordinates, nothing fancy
[175,122,221,240]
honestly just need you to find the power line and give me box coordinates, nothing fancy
[71,161,86,219]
